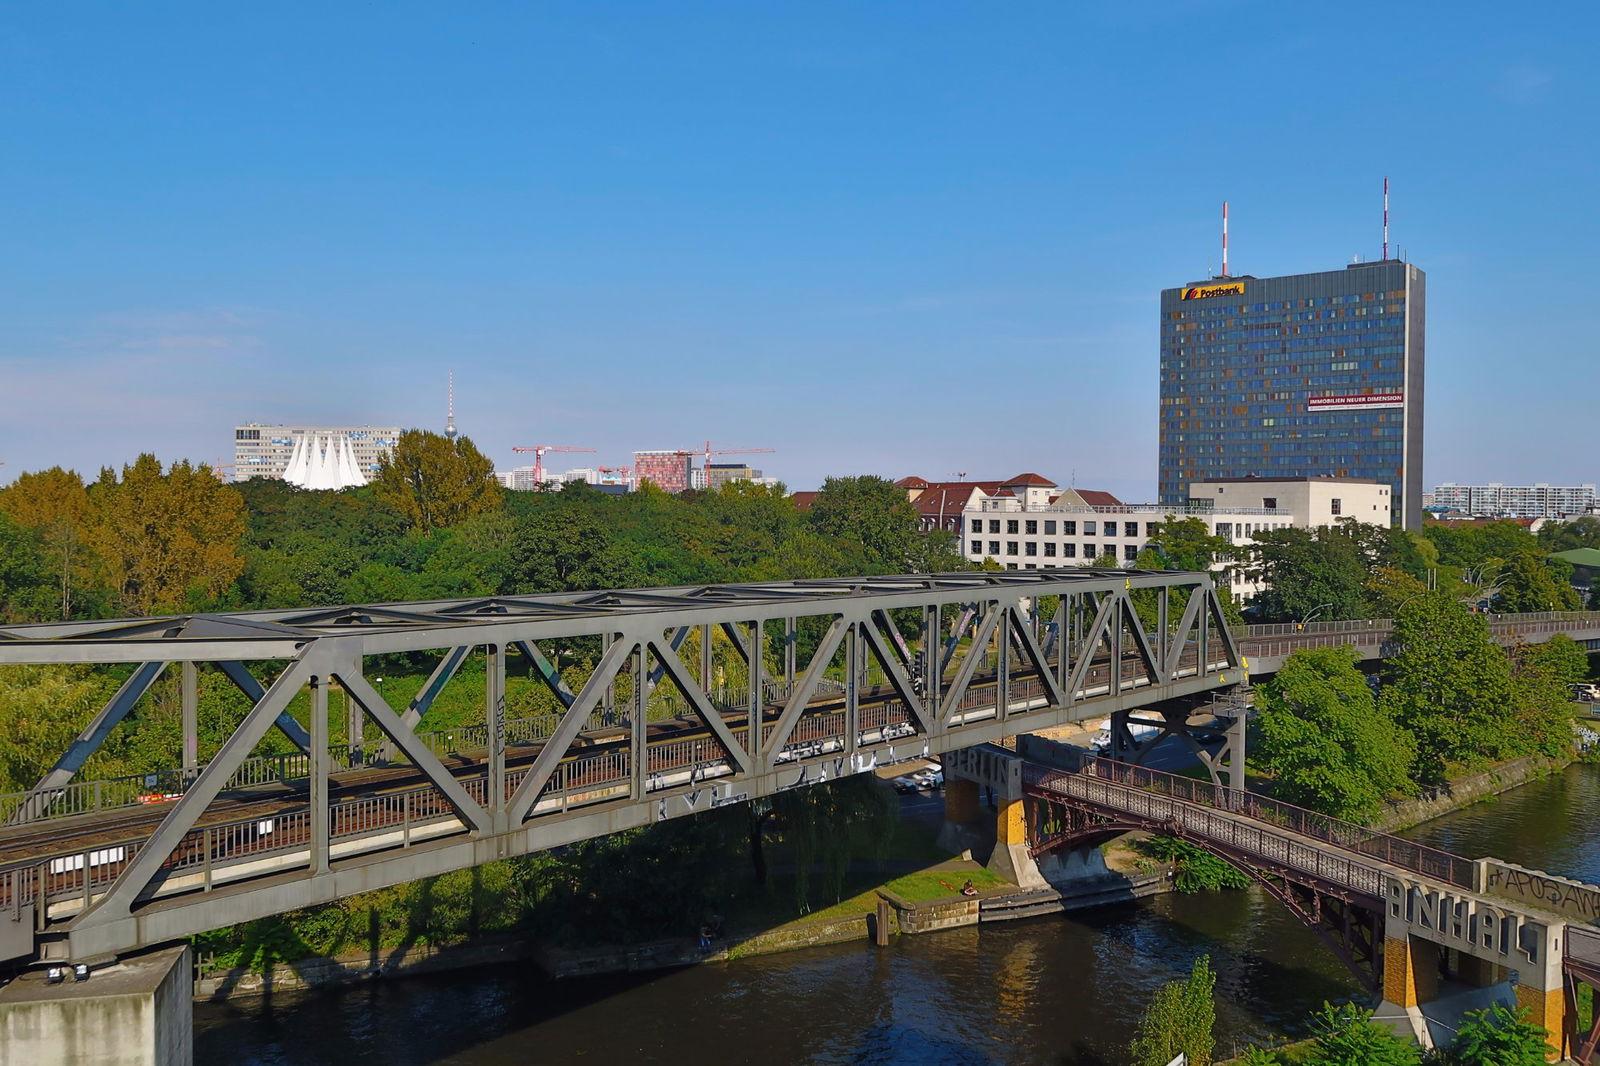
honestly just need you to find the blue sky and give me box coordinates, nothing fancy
[2,2,1595,498]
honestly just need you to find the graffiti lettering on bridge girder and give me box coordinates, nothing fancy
[1484,860,1600,924]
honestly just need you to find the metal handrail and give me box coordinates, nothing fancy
[1032,756,1475,889]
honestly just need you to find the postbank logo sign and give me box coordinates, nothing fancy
[1180,281,1246,300]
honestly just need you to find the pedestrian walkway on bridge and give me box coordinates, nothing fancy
[944,741,1600,1061]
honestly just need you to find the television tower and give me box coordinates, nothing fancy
[445,371,458,441]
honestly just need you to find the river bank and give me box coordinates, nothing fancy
[191,750,1573,1004]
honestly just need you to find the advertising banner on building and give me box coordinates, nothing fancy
[1307,392,1404,412]
[1180,281,1246,301]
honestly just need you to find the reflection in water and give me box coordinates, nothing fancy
[194,765,1600,1066]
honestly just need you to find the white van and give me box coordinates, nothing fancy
[1090,718,1162,753]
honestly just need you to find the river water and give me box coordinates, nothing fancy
[194,764,1600,1066]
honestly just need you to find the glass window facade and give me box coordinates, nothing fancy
[1158,260,1424,527]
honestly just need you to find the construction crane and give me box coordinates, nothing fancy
[511,444,596,487]
[697,441,775,488]
[596,465,633,489]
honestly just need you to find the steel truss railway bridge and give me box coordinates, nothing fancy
[0,568,1247,968]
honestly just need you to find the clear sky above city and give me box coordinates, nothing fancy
[2,2,1595,498]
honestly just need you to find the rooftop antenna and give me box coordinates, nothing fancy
[1221,201,1230,278]
[445,371,458,441]
[1382,176,1390,261]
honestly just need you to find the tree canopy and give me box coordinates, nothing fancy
[371,429,501,533]
[1255,646,1414,822]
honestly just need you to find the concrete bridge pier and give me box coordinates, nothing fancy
[1376,877,1566,1059]
[0,945,192,1066]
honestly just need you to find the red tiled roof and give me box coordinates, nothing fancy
[1003,472,1056,487]
[895,476,930,489]
[1075,489,1123,507]
[790,491,819,512]
[908,481,1003,516]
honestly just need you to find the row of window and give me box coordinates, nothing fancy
[972,540,1141,562]
[970,518,1158,537]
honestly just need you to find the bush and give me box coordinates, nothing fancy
[1129,955,1218,1066]
[1302,1001,1419,1066]
[1138,836,1250,893]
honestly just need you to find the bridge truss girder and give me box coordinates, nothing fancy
[1026,795,1384,991]
[0,568,1244,964]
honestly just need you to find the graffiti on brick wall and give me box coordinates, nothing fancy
[1484,860,1600,924]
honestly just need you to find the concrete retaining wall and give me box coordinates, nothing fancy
[1374,754,1569,833]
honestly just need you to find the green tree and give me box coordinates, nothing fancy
[0,513,54,622]
[807,476,917,574]
[371,429,501,533]
[85,455,248,616]
[1495,550,1581,612]
[1380,595,1517,784]
[1444,1003,1549,1065]
[1256,646,1415,821]
[0,665,120,791]
[1302,1001,1419,1065]
[1539,515,1600,552]
[507,504,641,594]
[0,465,98,618]
[1507,637,1582,758]
[1147,515,1236,572]
[1128,954,1218,1066]
[1244,526,1368,623]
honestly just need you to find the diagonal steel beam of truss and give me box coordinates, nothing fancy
[859,614,933,735]
[763,616,850,768]
[646,626,691,688]
[337,669,491,834]
[1118,598,1165,686]
[512,639,576,709]
[647,637,751,775]
[1067,591,1121,698]
[1006,605,1065,707]
[507,637,638,824]
[14,661,168,824]
[940,603,1001,726]
[398,645,472,730]
[869,609,915,670]
[1204,590,1242,672]
[1164,590,1206,679]
[718,621,750,665]
[216,660,312,751]
[76,658,316,926]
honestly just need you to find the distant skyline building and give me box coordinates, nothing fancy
[1158,259,1425,528]
[633,450,693,494]
[233,424,399,481]
[1430,482,1597,519]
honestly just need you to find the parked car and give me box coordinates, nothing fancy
[913,767,944,790]
[1571,683,1600,702]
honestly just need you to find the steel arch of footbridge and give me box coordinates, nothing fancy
[0,568,1242,964]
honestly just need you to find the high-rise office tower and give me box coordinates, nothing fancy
[1158,259,1425,528]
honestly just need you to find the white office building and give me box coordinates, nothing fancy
[1430,483,1597,519]
[960,475,1391,598]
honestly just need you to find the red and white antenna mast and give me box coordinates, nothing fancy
[1221,200,1230,277]
[1382,176,1390,261]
